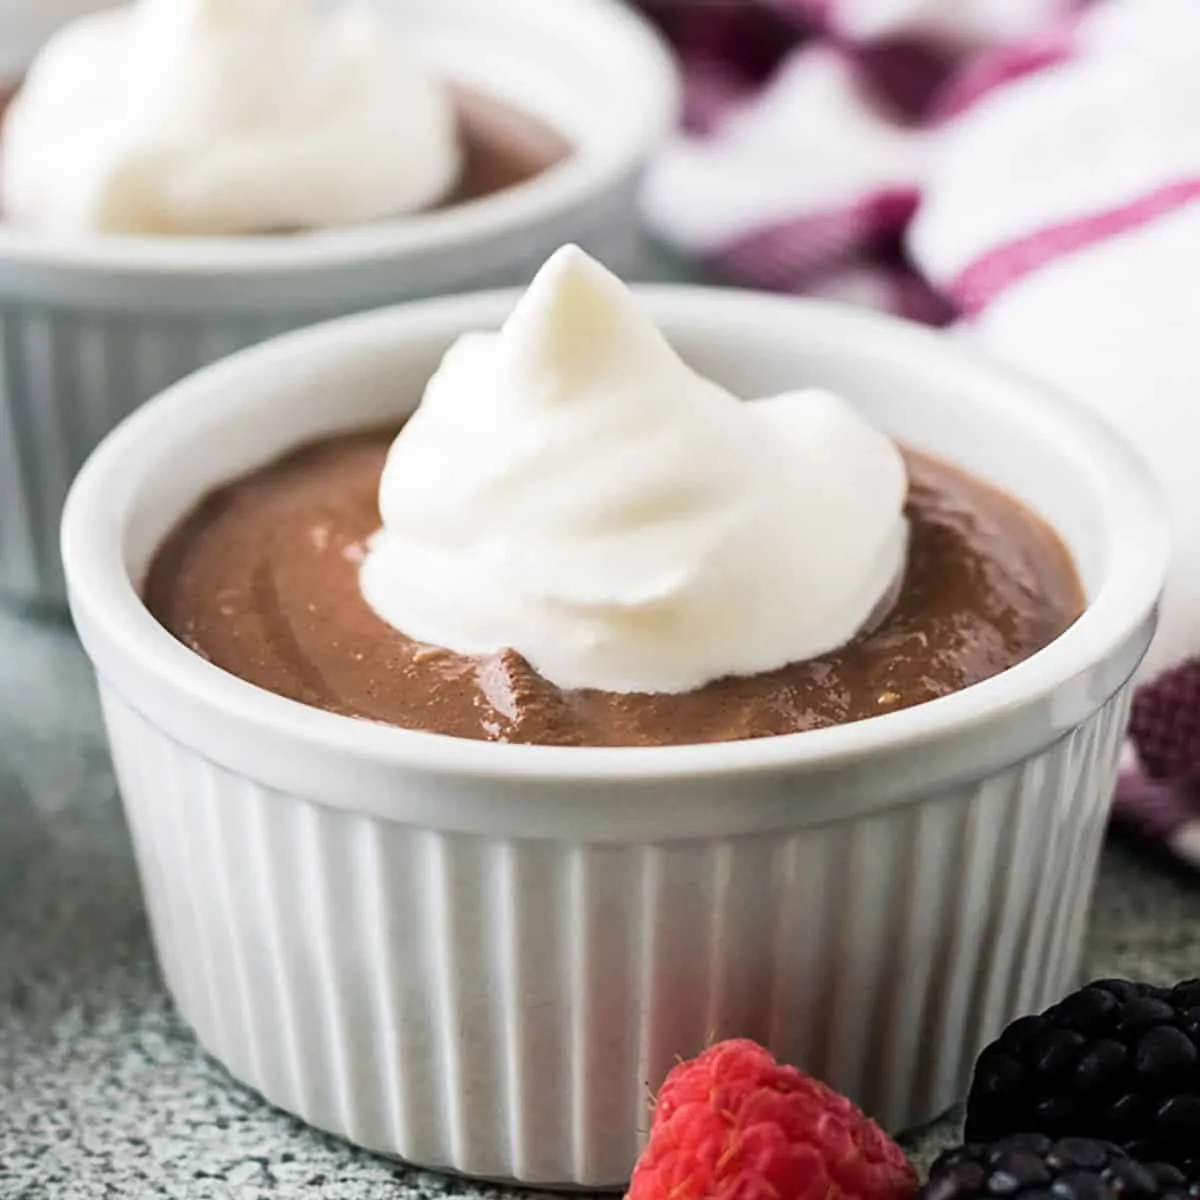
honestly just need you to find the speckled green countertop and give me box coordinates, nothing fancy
[3,250,1198,1198]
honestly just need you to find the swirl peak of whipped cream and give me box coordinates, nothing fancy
[1,0,461,236]
[360,246,909,695]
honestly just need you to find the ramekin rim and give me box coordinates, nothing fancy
[62,286,1170,785]
[0,0,679,276]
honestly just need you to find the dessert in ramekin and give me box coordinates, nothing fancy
[63,258,1167,1187]
[0,0,677,606]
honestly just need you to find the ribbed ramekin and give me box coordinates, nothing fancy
[0,0,677,606]
[62,290,1168,1187]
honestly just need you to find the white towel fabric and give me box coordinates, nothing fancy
[799,0,1080,49]
[645,46,926,260]
[641,0,1081,315]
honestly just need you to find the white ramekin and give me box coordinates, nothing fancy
[0,0,677,606]
[63,290,1168,1187]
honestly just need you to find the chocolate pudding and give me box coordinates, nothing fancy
[145,427,1085,748]
[447,86,571,206]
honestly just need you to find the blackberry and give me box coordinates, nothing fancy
[923,1134,1199,1200]
[966,980,1200,1176]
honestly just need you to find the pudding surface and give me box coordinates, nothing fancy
[145,426,1085,747]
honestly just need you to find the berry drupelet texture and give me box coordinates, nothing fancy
[965,980,1200,1176]
[628,1039,918,1200]
[923,1134,1199,1200]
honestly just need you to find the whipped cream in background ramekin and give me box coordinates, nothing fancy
[0,0,462,236]
[0,0,678,609]
[360,246,909,694]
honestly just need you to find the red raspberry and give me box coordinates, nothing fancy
[628,1040,917,1200]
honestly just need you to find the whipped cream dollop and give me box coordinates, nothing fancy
[1,0,461,236]
[360,247,909,695]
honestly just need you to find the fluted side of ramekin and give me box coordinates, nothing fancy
[0,305,296,601]
[99,678,1130,1188]
[0,200,639,605]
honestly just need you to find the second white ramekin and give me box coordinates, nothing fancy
[0,0,677,606]
[63,290,1167,1187]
